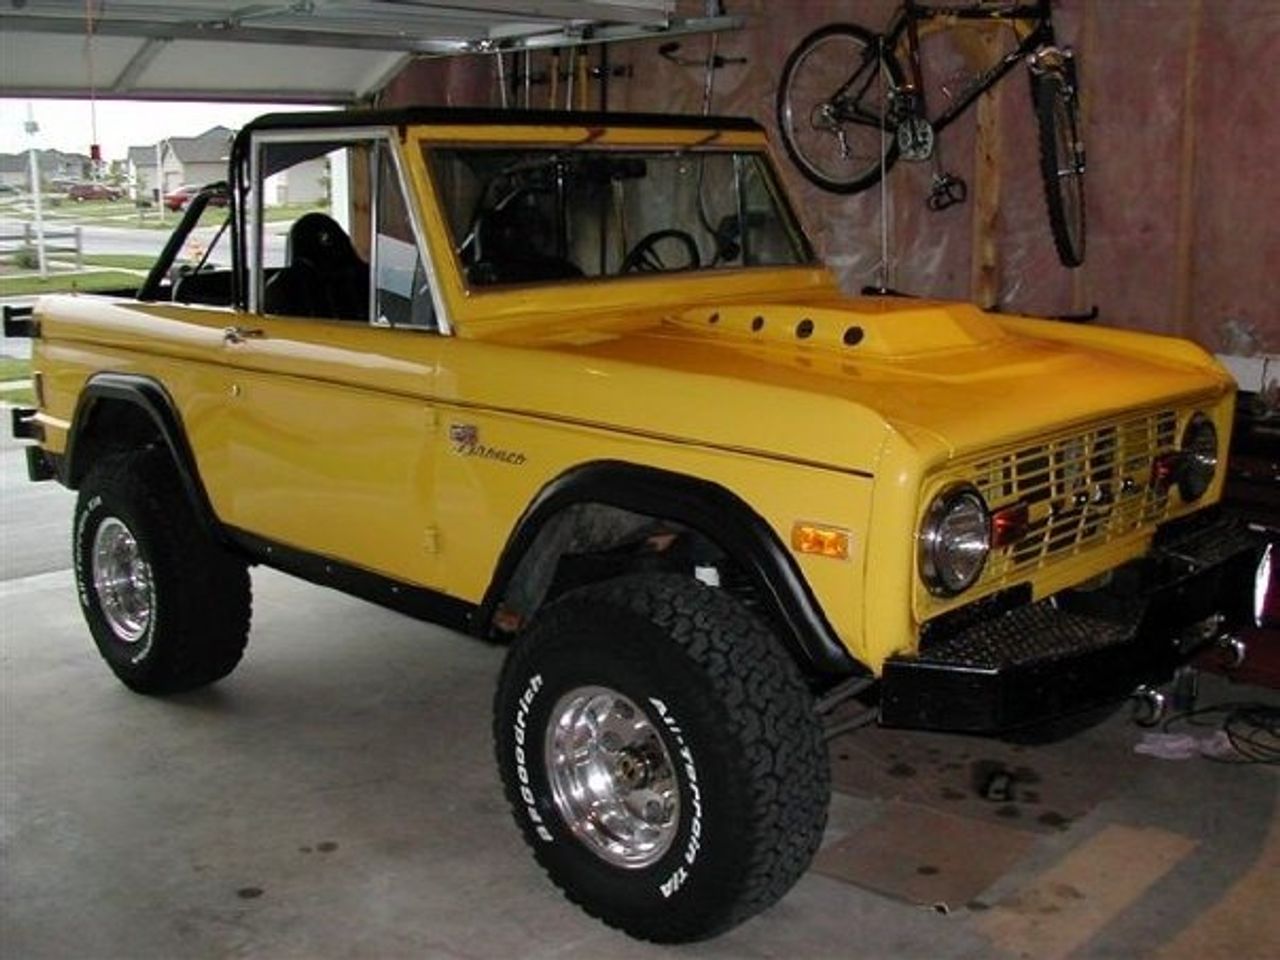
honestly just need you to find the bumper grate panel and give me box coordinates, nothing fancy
[918,601,1131,670]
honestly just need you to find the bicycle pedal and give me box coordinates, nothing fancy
[927,174,967,211]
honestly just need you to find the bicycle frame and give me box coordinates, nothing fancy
[888,0,1056,134]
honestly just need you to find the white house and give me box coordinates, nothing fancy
[126,145,159,201]
[159,126,234,195]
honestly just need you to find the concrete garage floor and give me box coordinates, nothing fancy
[1,434,1277,959]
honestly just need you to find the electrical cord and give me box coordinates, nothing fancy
[1161,701,1280,765]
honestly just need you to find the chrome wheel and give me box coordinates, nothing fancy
[544,686,680,869]
[91,516,154,643]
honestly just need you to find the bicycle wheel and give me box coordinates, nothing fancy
[1032,69,1086,267]
[777,23,904,194]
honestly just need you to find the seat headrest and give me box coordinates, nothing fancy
[288,212,357,269]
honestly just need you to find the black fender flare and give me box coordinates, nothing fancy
[476,460,863,677]
[65,373,223,541]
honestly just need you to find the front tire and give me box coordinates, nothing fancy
[494,573,829,943]
[74,448,252,694]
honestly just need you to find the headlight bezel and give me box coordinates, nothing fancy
[918,483,992,598]
[1178,411,1219,502]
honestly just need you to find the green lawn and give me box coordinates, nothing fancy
[15,253,155,271]
[0,270,141,297]
[74,253,157,270]
[262,202,327,223]
[39,200,174,229]
[43,198,128,217]
[0,358,34,404]
[0,385,35,405]
[0,357,31,380]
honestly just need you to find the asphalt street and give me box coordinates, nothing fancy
[64,223,171,259]
[3,218,288,265]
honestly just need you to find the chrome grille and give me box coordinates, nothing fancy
[963,410,1178,586]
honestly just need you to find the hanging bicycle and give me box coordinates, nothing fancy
[777,0,1086,267]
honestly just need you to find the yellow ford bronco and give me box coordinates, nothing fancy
[7,108,1262,942]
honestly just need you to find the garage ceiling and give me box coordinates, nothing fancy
[0,1,740,103]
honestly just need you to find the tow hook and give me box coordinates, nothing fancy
[1217,634,1247,668]
[1131,685,1168,727]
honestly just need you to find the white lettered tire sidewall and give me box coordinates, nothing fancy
[496,610,753,939]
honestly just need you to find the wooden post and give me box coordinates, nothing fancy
[1172,0,1203,338]
[970,33,1002,310]
[1073,0,1098,314]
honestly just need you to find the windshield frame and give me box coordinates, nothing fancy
[400,124,838,330]
[424,143,818,290]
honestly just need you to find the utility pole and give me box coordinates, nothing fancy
[156,140,164,224]
[25,103,47,279]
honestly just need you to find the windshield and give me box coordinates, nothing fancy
[425,146,816,287]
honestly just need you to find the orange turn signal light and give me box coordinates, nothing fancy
[791,522,851,560]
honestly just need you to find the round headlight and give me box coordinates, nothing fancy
[1178,412,1218,501]
[919,485,991,597]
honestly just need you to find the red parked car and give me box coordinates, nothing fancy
[164,184,228,211]
[67,182,123,202]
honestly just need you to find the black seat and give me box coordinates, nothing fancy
[264,213,368,320]
[172,268,233,306]
[468,194,581,286]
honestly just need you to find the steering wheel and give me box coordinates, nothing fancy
[621,229,701,273]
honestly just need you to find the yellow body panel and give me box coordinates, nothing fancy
[27,117,1238,675]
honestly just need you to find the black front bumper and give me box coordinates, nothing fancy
[880,513,1263,732]
[9,406,58,481]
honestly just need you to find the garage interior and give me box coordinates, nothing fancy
[2,1,1278,958]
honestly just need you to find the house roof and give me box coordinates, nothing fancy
[168,126,234,165]
[127,146,157,167]
[0,149,90,175]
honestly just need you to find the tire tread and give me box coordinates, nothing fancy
[496,573,828,942]
[77,448,251,693]
[1033,69,1087,268]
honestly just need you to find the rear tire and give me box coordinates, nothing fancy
[74,448,252,694]
[777,23,904,194]
[1032,68,1087,267]
[493,573,829,943]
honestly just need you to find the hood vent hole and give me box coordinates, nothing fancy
[843,326,865,347]
[796,318,814,339]
[708,312,720,324]
[751,315,765,332]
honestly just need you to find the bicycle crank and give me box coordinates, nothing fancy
[896,116,935,161]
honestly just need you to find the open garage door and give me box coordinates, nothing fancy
[0,0,739,103]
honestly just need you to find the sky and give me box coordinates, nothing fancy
[0,98,329,160]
